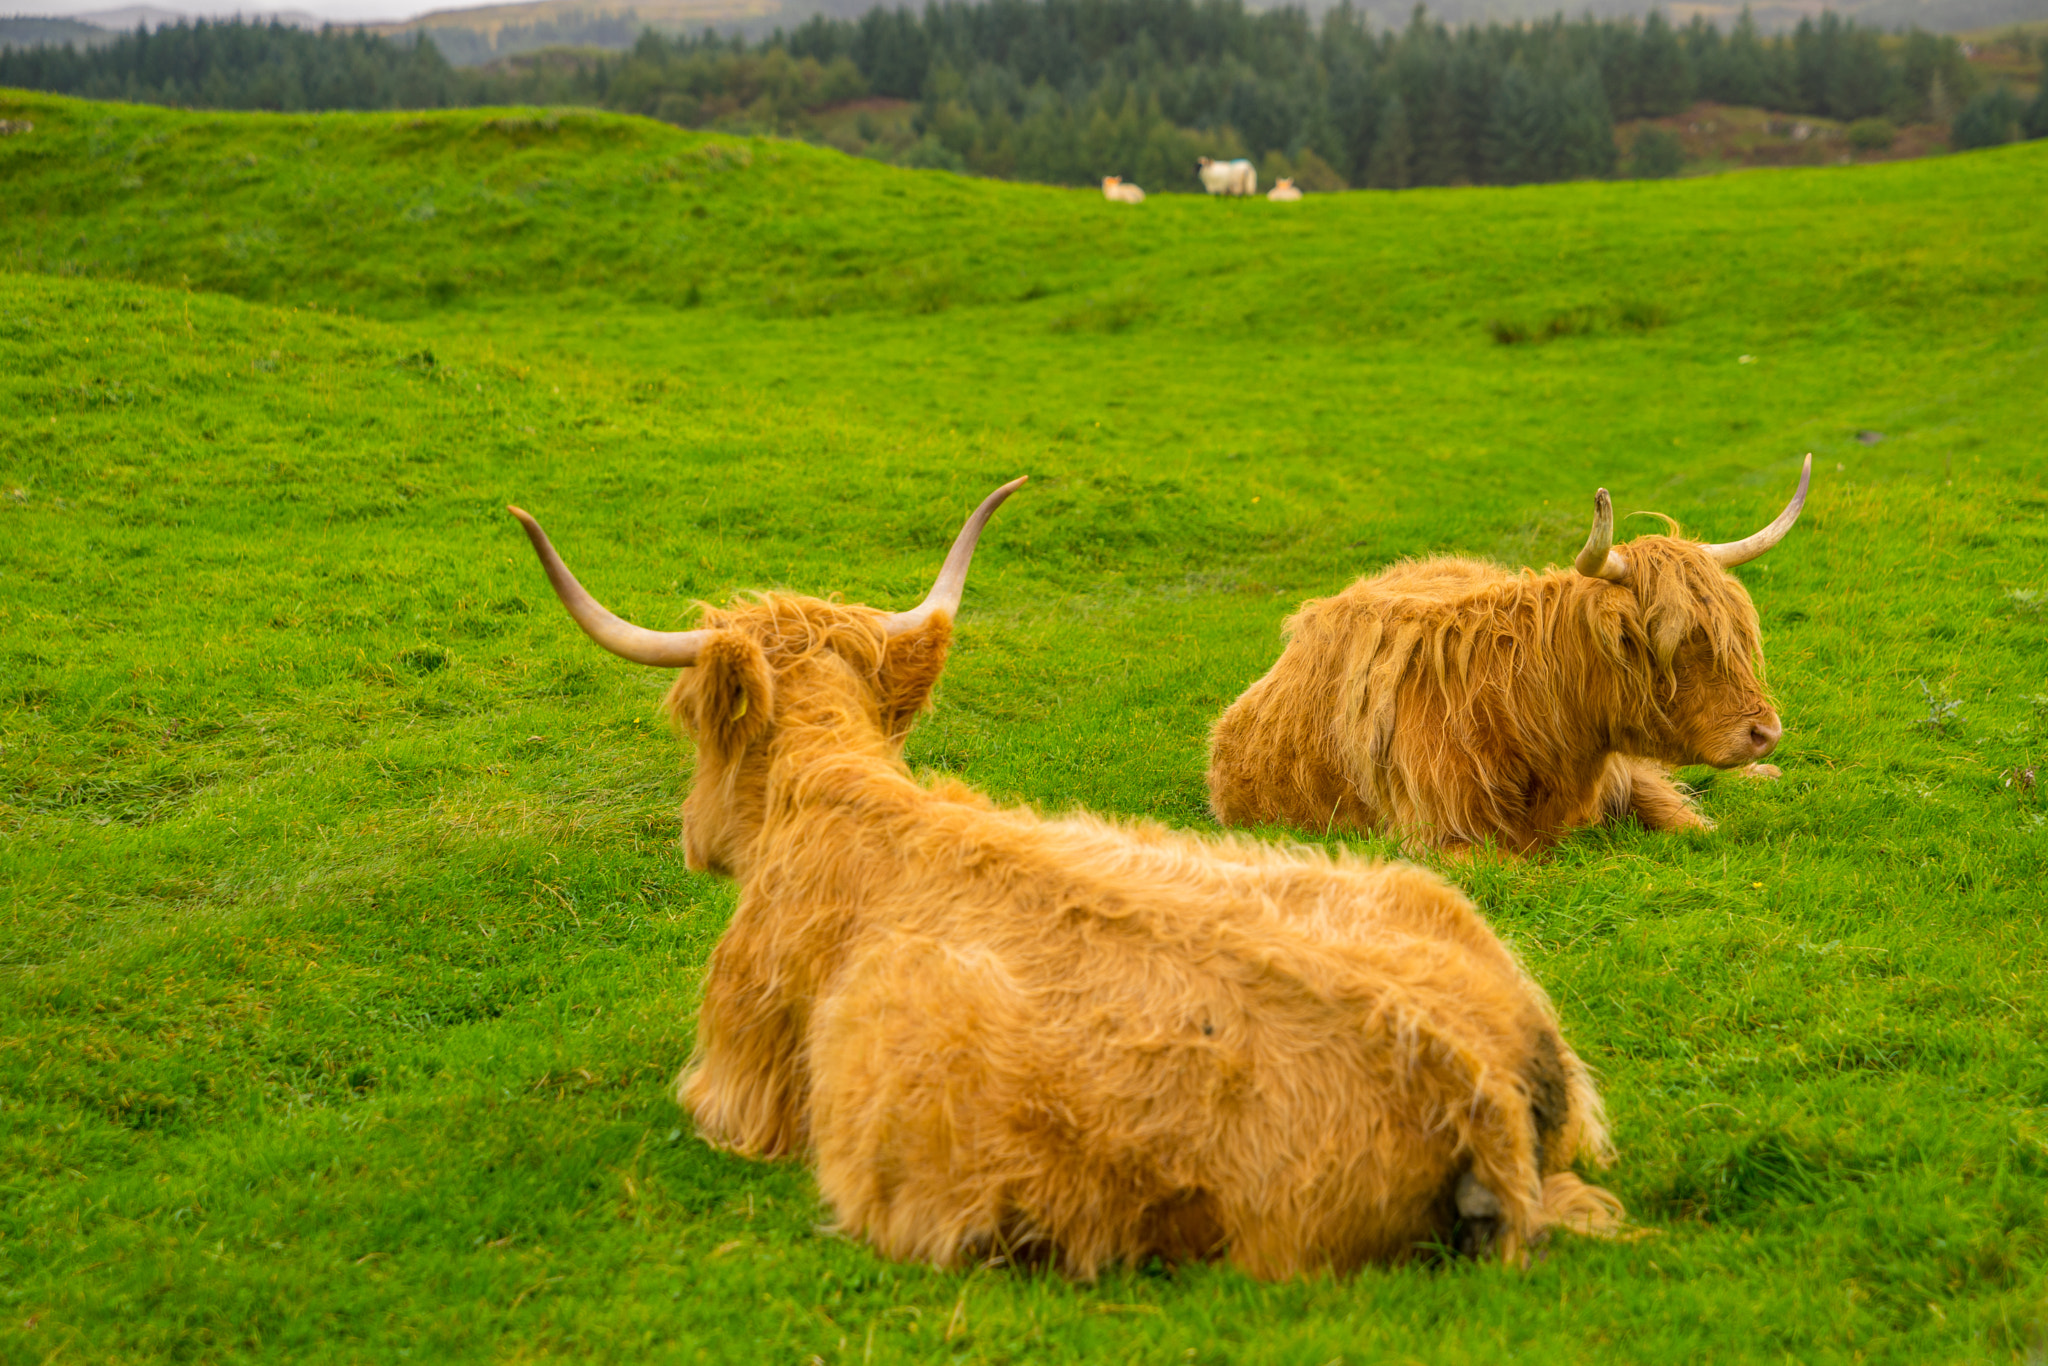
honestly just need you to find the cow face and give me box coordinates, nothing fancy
[1660,611,1782,769]
[1628,541,1780,769]
[1574,458,1806,770]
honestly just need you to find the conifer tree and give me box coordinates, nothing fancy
[1413,73,1465,184]
[1446,41,1494,183]
[1712,9,1767,106]
[1366,92,1412,189]
[1483,61,1544,185]
[1557,62,1617,179]
[1636,11,1692,118]
[2026,78,2048,140]
[1952,86,2023,149]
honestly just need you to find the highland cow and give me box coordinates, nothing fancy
[1208,457,1811,856]
[509,480,1625,1279]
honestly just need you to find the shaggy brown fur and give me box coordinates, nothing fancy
[1208,533,1784,855]
[659,592,1625,1278]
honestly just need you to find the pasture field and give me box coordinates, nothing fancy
[3,91,2048,1363]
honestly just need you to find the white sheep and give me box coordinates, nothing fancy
[1197,157,1257,195]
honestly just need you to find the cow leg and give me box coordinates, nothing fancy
[676,935,809,1159]
[1600,756,1711,833]
[1735,762,1782,780]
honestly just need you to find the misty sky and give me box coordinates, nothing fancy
[13,0,434,21]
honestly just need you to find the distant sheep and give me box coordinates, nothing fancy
[1197,156,1257,195]
[1100,175,1146,204]
[1267,178,1302,201]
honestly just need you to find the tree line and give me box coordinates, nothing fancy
[2,4,2044,190]
[0,20,457,112]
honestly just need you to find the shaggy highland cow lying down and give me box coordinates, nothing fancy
[1209,457,1811,856]
[510,480,1625,1278]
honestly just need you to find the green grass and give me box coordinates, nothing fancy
[3,89,2048,1362]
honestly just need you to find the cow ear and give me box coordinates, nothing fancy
[878,613,953,744]
[666,631,773,757]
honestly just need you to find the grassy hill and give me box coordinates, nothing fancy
[3,89,2047,1363]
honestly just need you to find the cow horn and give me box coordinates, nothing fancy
[1574,488,1630,583]
[1702,454,1812,567]
[884,476,1029,637]
[508,506,709,667]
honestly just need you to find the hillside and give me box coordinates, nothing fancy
[368,0,783,63]
[5,91,2043,355]
[0,15,118,48]
[375,0,772,33]
[6,7,2031,189]
[367,0,780,50]
[3,92,2048,1363]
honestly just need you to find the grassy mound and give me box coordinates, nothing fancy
[3,91,2047,1362]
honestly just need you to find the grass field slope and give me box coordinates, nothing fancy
[4,89,2048,1363]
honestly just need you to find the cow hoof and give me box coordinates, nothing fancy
[1741,763,1782,781]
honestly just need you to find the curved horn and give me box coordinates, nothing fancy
[1574,487,1630,583]
[1703,454,1812,567]
[883,476,1029,636]
[508,506,709,667]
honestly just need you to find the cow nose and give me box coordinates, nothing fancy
[1748,716,1783,757]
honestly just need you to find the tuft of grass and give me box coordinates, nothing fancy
[1489,299,1672,345]
[1050,286,1156,333]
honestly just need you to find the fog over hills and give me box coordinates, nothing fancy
[6,1,390,22]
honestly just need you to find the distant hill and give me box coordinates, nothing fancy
[1654,0,2046,34]
[364,0,779,62]
[0,15,119,46]
[1279,0,2048,25]
[368,0,770,34]
[365,0,2048,66]
[376,0,2048,40]
[13,5,331,32]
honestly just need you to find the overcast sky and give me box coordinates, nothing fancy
[13,0,436,21]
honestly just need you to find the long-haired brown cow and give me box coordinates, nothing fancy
[1208,457,1811,856]
[509,481,1625,1278]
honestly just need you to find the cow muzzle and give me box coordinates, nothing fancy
[1700,710,1781,769]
